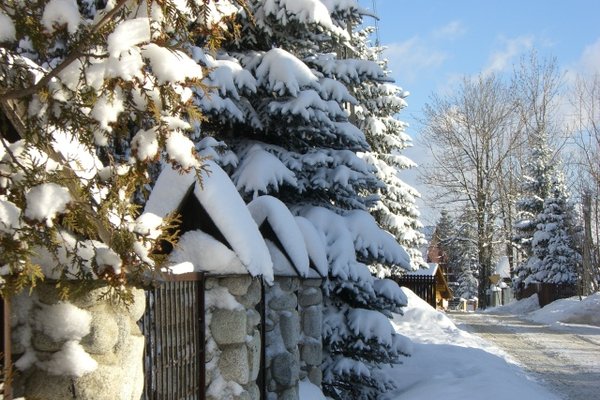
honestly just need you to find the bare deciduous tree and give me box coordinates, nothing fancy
[419,74,520,307]
[571,73,600,293]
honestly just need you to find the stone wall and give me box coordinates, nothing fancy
[205,276,262,400]
[11,283,145,399]
[265,277,323,400]
[9,275,323,400]
[298,278,323,387]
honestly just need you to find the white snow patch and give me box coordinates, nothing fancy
[24,183,71,226]
[107,18,151,57]
[91,90,125,137]
[205,285,244,311]
[51,129,103,181]
[0,198,21,234]
[143,164,195,219]
[374,279,407,307]
[131,128,159,161]
[95,247,123,274]
[145,162,273,281]
[168,230,247,275]
[528,293,600,327]
[255,48,318,96]
[233,145,297,197]
[299,378,327,400]
[0,11,16,42]
[265,240,297,276]
[347,308,395,346]
[344,210,411,269]
[485,293,540,315]
[193,161,273,282]
[41,340,98,377]
[166,130,199,169]
[34,302,91,342]
[42,0,81,34]
[141,43,203,84]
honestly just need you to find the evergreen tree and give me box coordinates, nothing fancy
[513,132,556,291]
[0,0,224,298]
[430,210,455,278]
[193,2,414,399]
[353,28,427,272]
[524,175,581,286]
[457,265,479,299]
[454,209,480,299]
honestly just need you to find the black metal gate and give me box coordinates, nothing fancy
[140,272,206,400]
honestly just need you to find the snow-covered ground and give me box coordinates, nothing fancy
[381,289,600,400]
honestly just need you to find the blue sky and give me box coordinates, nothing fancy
[362,0,600,224]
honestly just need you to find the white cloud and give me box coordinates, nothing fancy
[432,20,466,40]
[560,37,600,128]
[384,36,447,83]
[482,35,534,76]
[577,37,600,77]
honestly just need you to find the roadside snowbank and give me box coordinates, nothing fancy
[383,288,561,400]
[487,292,600,327]
[528,292,600,327]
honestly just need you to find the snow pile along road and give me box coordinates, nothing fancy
[382,288,561,400]
[455,293,600,400]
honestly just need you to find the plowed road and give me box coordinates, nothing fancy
[449,312,600,400]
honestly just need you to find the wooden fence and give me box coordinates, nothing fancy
[394,275,436,308]
[517,282,577,307]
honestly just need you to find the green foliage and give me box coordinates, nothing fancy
[0,0,237,302]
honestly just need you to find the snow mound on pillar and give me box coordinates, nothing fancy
[294,216,328,277]
[142,162,273,282]
[247,195,309,277]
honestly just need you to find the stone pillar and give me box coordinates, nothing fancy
[11,282,146,400]
[298,278,323,387]
[266,277,301,400]
[205,276,262,400]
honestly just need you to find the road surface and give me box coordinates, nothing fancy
[449,312,600,400]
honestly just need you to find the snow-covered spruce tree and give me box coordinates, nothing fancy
[453,209,480,299]
[512,131,555,291]
[0,1,231,299]
[192,1,414,399]
[351,28,427,273]
[429,210,453,265]
[524,175,581,287]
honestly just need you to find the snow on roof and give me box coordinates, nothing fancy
[247,195,309,277]
[142,162,273,282]
[265,239,298,277]
[168,230,247,275]
[407,263,438,277]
